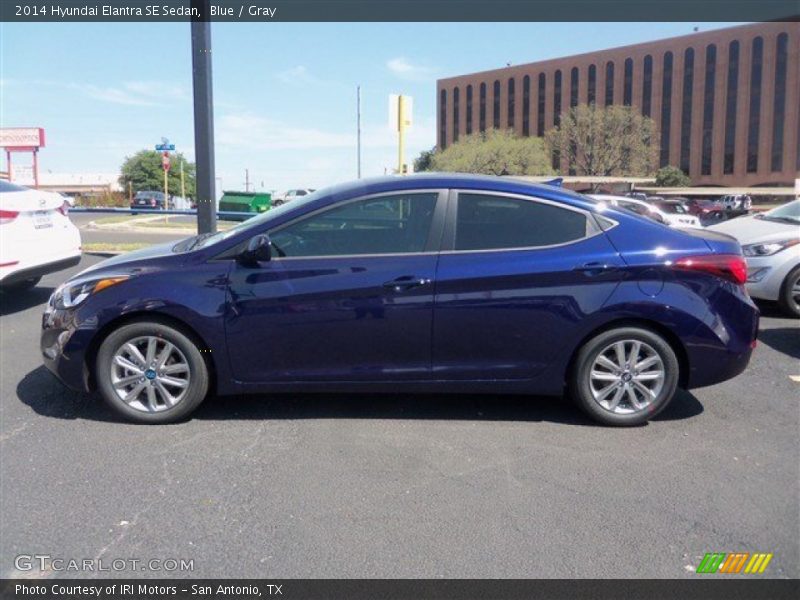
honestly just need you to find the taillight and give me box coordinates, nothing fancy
[0,209,19,225]
[58,201,70,216]
[673,254,748,285]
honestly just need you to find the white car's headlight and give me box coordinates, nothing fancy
[53,275,130,309]
[742,239,799,257]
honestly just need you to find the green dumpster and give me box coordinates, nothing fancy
[218,191,272,215]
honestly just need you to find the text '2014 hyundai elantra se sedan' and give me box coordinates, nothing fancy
[42,175,759,425]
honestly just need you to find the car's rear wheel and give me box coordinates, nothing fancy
[96,321,209,424]
[571,327,679,426]
[778,266,800,318]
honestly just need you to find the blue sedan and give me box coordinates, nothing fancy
[41,174,758,425]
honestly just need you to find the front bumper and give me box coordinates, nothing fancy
[744,253,798,302]
[41,300,98,393]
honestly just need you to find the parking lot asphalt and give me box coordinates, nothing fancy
[1,255,798,579]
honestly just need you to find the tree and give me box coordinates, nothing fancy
[119,150,196,199]
[654,165,691,187]
[545,104,658,177]
[429,129,553,176]
[413,146,437,172]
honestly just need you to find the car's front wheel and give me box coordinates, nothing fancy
[96,320,209,424]
[778,266,800,318]
[571,327,679,426]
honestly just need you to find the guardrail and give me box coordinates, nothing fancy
[69,206,258,220]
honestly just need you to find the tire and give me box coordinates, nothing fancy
[96,320,209,424]
[570,327,680,426]
[272,199,284,207]
[2,276,41,291]
[778,266,800,318]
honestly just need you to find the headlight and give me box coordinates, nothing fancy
[742,239,799,257]
[53,275,129,309]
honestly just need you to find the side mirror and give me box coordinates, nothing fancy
[238,234,271,267]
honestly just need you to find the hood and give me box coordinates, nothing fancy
[75,239,188,279]
[708,215,799,244]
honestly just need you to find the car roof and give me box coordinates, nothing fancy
[321,173,597,211]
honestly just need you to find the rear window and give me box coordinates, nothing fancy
[455,194,589,251]
[0,181,28,193]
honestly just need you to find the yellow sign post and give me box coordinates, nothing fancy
[390,94,413,175]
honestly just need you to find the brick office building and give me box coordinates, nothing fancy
[436,23,800,186]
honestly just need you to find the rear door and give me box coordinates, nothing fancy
[432,190,624,382]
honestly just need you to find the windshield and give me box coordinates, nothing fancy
[654,201,687,214]
[191,188,323,249]
[761,199,800,224]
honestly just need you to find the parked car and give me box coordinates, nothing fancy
[683,198,724,221]
[42,174,757,426]
[720,194,752,216]
[709,199,800,317]
[625,192,649,202]
[590,195,702,228]
[0,181,81,290]
[130,190,166,210]
[272,188,315,206]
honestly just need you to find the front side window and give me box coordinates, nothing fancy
[270,193,438,258]
[455,194,589,251]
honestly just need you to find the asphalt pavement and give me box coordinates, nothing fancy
[0,255,798,579]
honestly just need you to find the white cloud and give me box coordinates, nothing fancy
[217,112,354,150]
[386,57,436,82]
[276,65,321,85]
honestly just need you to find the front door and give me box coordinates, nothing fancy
[225,191,445,383]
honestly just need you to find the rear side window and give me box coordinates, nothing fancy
[454,193,588,251]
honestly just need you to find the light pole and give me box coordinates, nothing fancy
[357,85,362,179]
[191,0,217,234]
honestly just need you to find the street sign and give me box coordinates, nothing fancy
[156,144,175,151]
[162,153,171,171]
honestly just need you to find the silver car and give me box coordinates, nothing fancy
[709,200,800,316]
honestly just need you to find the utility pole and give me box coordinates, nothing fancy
[245,168,250,192]
[357,85,362,179]
[191,0,217,234]
[397,94,406,174]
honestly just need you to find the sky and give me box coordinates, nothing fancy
[0,21,743,194]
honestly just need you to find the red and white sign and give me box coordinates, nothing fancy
[162,152,171,171]
[0,127,46,150]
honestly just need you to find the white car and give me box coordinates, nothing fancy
[590,194,702,228]
[272,188,315,206]
[709,200,800,317]
[0,181,82,290]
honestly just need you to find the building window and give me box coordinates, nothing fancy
[642,55,653,116]
[479,82,487,132]
[605,61,614,106]
[452,87,460,144]
[771,33,788,172]
[680,47,695,174]
[507,78,515,129]
[537,73,546,136]
[660,51,673,167]
[570,67,579,108]
[493,80,501,129]
[439,89,447,149]
[522,75,531,136]
[747,36,763,173]
[466,85,473,135]
[553,70,562,126]
[701,44,717,176]
[587,64,596,104]
[723,41,739,174]
[623,58,633,106]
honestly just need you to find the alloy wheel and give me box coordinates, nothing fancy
[110,336,191,413]
[589,339,665,415]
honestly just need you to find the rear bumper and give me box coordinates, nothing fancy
[0,253,81,287]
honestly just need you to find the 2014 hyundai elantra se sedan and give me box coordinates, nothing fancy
[41,174,758,426]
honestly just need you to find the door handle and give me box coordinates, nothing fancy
[382,276,431,292]
[573,262,619,276]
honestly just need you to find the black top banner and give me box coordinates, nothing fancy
[1,0,799,22]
